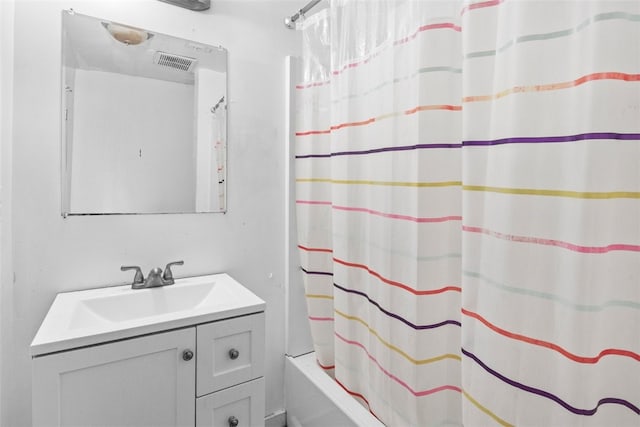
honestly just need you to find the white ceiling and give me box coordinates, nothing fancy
[63,11,227,85]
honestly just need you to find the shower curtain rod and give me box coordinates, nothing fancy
[284,0,323,29]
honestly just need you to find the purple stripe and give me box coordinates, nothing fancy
[296,153,332,159]
[296,133,640,159]
[463,132,640,147]
[301,267,334,277]
[295,142,461,159]
[334,282,461,330]
[462,348,640,416]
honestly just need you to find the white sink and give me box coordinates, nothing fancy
[73,280,225,324]
[31,273,265,356]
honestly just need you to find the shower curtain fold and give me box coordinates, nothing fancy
[295,1,640,426]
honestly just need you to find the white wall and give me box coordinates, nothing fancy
[70,70,195,213]
[0,0,16,424]
[3,0,300,425]
[0,4,3,422]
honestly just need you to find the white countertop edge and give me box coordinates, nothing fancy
[30,273,266,357]
[31,303,265,357]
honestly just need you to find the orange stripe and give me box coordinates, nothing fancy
[330,118,376,131]
[298,244,333,253]
[296,104,461,136]
[464,72,640,103]
[405,104,462,114]
[462,308,640,363]
[334,257,461,296]
[316,360,335,370]
[336,379,370,406]
[335,377,381,422]
[295,129,331,136]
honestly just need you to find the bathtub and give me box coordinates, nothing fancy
[285,352,385,427]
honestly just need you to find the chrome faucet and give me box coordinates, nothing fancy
[121,261,184,289]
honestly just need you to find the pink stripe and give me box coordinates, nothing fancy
[297,200,462,223]
[461,0,504,15]
[416,384,463,397]
[420,22,462,32]
[332,21,460,76]
[336,332,462,397]
[295,80,331,90]
[462,225,640,253]
[394,23,462,46]
[333,204,462,223]
[309,316,334,322]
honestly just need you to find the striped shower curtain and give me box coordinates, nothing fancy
[295,1,639,426]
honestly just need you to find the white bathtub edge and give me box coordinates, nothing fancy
[285,352,385,427]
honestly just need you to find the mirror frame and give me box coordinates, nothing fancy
[60,10,228,217]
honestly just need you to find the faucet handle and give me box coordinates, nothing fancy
[121,266,144,285]
[162,260,184,283]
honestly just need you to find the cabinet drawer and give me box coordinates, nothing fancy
[196,377,265,427]
[197,312,265,396]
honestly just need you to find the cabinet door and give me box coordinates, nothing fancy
[33,328,196,427]
[196,378,265,427]
[196,312,265,396]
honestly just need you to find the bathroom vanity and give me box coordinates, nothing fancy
[30,274,266,427]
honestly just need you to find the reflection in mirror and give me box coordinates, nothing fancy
[61,11,227,215]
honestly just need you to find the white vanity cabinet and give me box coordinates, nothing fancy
[31,274,266,427]
[33,328,197,426]
[33,311,265,427]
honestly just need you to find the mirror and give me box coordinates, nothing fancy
[61,11,227,215]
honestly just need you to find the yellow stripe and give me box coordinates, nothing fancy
[462,390,514,427]
[297,180,639,198]
[297,178,462,188]
[463,185,640,199]
[305,293,334,300]
[335,309,461,365]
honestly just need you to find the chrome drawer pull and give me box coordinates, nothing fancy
[228,348,239,360]
[182,349,194,361]
[228,415,239,427]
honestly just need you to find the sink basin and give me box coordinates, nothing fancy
[74,281,224,324]
[31,273,265,356]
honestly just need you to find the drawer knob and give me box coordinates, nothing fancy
[228,415,239,427]
[228,348,239,360]
[182,349,194,361]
